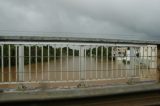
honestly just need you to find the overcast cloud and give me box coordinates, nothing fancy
[0,0,160,40]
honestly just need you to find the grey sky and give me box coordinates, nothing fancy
[0,0,160,40]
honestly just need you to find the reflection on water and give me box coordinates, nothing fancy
[0,57,157,83]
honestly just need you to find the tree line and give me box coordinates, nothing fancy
[0,45,113,67]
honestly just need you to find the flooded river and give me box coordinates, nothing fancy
[0,56,157,83]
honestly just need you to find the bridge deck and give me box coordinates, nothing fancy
[0,83,160,103]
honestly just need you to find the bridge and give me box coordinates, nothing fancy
[0,36,160,105]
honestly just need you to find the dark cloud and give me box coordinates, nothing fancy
[0,0,160,40]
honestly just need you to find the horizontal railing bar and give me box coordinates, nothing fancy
[0,42,150,47]
[1,78,154,85]
[0,36,159,45]
[1,56,157,58]
[1,68,157,73]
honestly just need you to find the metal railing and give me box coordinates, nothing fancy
[0,36,158,86]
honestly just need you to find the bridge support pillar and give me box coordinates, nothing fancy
[18,45,24,81]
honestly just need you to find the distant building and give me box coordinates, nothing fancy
[113,45,157,68]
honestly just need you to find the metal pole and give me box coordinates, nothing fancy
[48,45,50,81]
[157,45,160,82]
[41,46,43,80]
[133,47,136,76]
[1,45,4,82]
[90,47,92,79]
[101,46,103,79]
[18,45,24,81]
[79,47,81,80]
[106,47,108,79]
[115,46,118,78]
[125,47,128,78]
[147,47,149,74]
[138,47,140,77]
[120,47,123,77]
[67,46,69,81]
[29,45,31,81]
[80,46,85,80]
[54,45,56,81]
[72,48,75,81]
[111,47,113,79]
[131,47,133,77]
[151,47,153,77]
[142,46,145,78]
[96,47,98,79]
[8,45,11,82]
[84,48,87,80]
[15,45,17,82]
[60,47,63,81]
[35,46,37,81]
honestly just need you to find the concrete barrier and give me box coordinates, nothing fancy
[0,83,160,102]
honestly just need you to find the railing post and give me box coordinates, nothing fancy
[18,45,24,81]
[130,47,135,77]
[77,46,87,88]
[80,46,85,80]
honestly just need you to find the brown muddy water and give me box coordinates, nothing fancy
[0,57,157,88]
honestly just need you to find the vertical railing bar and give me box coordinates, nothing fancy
[142,46,145,78]
[117,46,119,78]
[117,47,120,78]
[9,45,11,82]
[138,47,141,77]
[23,46,25,81]
[90,47,92,79]
[85,48,87,80]
[115,46,118,78]
[35,46,37,81]
[114,46,116,78]
[96,47,98,79]
[106,47,108,79]
[151,47,152,77]
[15,45,17,82]
[132,47,135,76]
[155,47,157,75]
[125,47,128,79]
[120,47,123,78]
[111,47,113,79]
[54,45,56,81]
[60,47,63,81]
[101,46,103,79]
[17,45,25,82]
[29,45,31,81]
[67,45,69,81]
[133,47,136,76]
[48,45,50,81]
[41,46,43,80]
[130,47,132,78]
[130,47,132,76]
[1,45,4,82]
[72,48,75,81]
[79,47,81,81]
[83,48,85,80]
[147,46,149,75]
[136,47,138,77]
